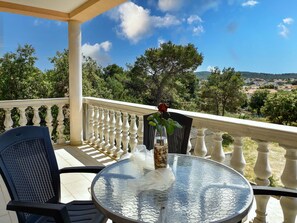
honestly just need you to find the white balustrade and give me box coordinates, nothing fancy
[107,110,116,154]
[230,136,246,174]
[88,105,95,143]
[102,109,110,152]
[18,107,27,126]
[0,98,69,144]
[121,112,130,156]
[93,106,99,145]
[129,114,138,153]
[114,111,123,158]
[280,145,297,223]
[253,140,271,223]
[194,128,207,157]
[137,116,143,145]
[4,108,12,130]
[45,106,53,141]
[98,107,105,149]
[57,104,66,144]
[211,132,225,162]
[32,106,41,126]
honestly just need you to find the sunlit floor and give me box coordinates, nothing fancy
[0,143,285,223]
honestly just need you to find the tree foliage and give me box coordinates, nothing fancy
[0,44,46,99]
[262,91,297,125]
[128,41,203,107]
[249,89,270,116]
[200,67,246,116]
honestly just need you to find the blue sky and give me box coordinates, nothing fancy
[1,0,296,74]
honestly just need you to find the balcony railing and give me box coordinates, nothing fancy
[0,96,296,222]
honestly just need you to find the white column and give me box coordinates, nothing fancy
[211,132,225,162]
[230,136,246,175]
[194,128,207,157]
[253,140,271,223]
[68,20,83,145]
[280,145,297,223]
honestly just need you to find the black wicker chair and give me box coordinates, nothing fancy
[143,112,193,154]
[0,126,107,223]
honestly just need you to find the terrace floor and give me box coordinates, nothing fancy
[0,143,285,223]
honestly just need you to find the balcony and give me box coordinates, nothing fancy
[0,97,296,223]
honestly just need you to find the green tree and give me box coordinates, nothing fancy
[249,89,270,116]
[0,44,46,99]
[200,67,246,116]
[46,49,69,98]
[262,91,297,125]
[128,41,203,106]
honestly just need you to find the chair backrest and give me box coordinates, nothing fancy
[143,112,193,154]
[0,126,60,222]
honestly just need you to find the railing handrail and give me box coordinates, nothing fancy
[0,97,69,108]
[83,96,297,148]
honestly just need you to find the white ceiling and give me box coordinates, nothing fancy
[1,0,87,13]
[0,0,127,22]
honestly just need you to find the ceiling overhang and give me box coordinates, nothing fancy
[0,0,127,22]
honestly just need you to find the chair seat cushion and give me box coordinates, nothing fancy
[36,201,107,223]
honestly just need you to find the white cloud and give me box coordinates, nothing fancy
[283,17,294,25]
[187,15,203,24]
[33,19,43,26]
[116,2,152,43]
[278,23,289,38]
[242,0,258,7]
[278,17,294,38]
[82,41,112,66]
[153,14,181,27]
[193,25,205,35]
[158,0,182,12]
[110,2,180,43]
[158,37,166,46]
[207,66,215,72]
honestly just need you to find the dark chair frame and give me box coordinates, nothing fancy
[0,126,107,223]
[143,112,193,154]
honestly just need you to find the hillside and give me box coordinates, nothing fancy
[196,71,297,80]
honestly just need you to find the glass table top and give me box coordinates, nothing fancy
[91,154,253,223]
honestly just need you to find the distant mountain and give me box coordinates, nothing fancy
[196,71,297,80]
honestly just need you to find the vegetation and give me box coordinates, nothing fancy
[200,67,246,116]
[249,89,270,116]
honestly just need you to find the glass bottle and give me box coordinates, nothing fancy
[154,126,168,169]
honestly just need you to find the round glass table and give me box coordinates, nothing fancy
[91,154,253,223]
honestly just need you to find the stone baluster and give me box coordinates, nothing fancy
[45,106,53,141]
[114,111,123,158]
[88,105,95,144]
[187,139,192,155]
[253,140,271,223]
[98,107,105,149]
[32,106,41,126]
[230,136,246,175]
[121,112,130,156]
[57,104,65,144]
[93,106,99,145]
[137,116,143,145]
[107,110,116,154]
[4,108,13,131]
[129,114,138,153]
[18,107,27,126]
[194,128,207,157]
[102,109,110,152]
[211,132,225,162]
[280,145,297,223]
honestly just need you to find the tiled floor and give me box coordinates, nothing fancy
[0,143,288,223]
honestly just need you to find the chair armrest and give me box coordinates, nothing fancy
[59,166,105,174]
[7,201,71,223]
[252,185,297,197]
